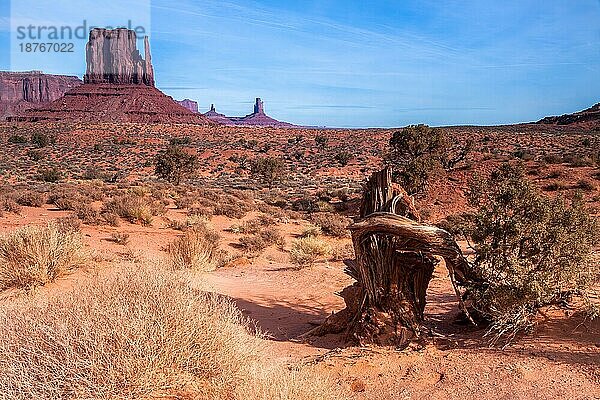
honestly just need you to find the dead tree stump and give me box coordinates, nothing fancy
[305,167,474,348]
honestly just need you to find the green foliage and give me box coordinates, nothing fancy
[250,156,287,188]
[334,151,353,166]
[8,134,27,144]
[154,146,199,184]
[37,167,63,183]
[460,163,599,344]
[169,136,192,145]
[31,132,55,148]
[315,134,328,149]
[387,124,471,195]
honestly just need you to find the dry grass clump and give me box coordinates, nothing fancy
[236,219,285,256]
[0,197,21,215]
[168,225,221,270]
[290,236,332,268]
[309,212,351,238]
[103,193,166,226]
[0,222,83,290]
[0,265,346,399]
[14,190,46,207]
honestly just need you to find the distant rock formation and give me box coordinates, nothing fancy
[254,97,264,114]
[538,102,600,128]
[11,29,211,124]
[204,104,235,125]
[10,84,212,123]
[84,28,154,86]
[175,99,199,113]
[0,71,82,118]
[203,98,296,127]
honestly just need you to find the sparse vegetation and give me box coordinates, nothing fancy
[110,232,130,245]
[168,225,221,270]
[0,222,83,290]
[0,265,345,399]
[290,236,331,268]
[309,212,351,238]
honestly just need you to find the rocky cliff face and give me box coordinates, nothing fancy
[176,99,199,113]
[0,71,82,118]
[84,28,154,86]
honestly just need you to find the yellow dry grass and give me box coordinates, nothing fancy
[0,264,347,399]
[0,222,83,290]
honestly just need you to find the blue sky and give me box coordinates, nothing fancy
[1,0,599,127]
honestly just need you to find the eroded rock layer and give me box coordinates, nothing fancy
[9,84,212,124]
[0,71,82,118]
[84,28,154,86]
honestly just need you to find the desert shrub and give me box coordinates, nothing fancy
[103,194,163,226]
[387,124,471,195]
[110,232,130,245]
[37,167,62,182]
[168,225,221,271]
[512,148,535,161]
[563,154,594,167]
[258,226,285,248]
[30,131,55,148]
[576,179,595,191]
[334,151,353,166]
[55,215,82,233]
[290,236,331,268]
[213,199,252,219]
[239,235,268,255]
[75,203,101,225]
[543,182,568,191]
[546,169,562,179]
[175,194,196,209]
[0,222,83,290]
[543,153,563,164]
[7,134,27,144]
[15,190,46,207]
[315,134,328,149]
[0,265,346,399]
[310,212,351,238]
[1,197,22,214]
[169,136,192,145]
[101,212,120,226]
[461,164,599,344]
[250,156,287,188]
[154,145,199,184]
[188,206,214,218]
[26,149,44,161]
[300,225,322,238]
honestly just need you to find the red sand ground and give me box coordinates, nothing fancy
[1,202,598,399]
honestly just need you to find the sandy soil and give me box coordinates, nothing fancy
[2,204,598,399]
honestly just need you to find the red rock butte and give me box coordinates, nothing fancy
[203,98,297,127]
[0,71,82,119]
[10,29,211,124]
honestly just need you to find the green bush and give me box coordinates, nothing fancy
[154,146,199,184]
[460,164,599,344]
[387,124,471,195]
[250,157,287,188]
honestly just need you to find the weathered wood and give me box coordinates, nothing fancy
[359,167,419,220]
[349,212,472,284]
[304,166,476,347]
